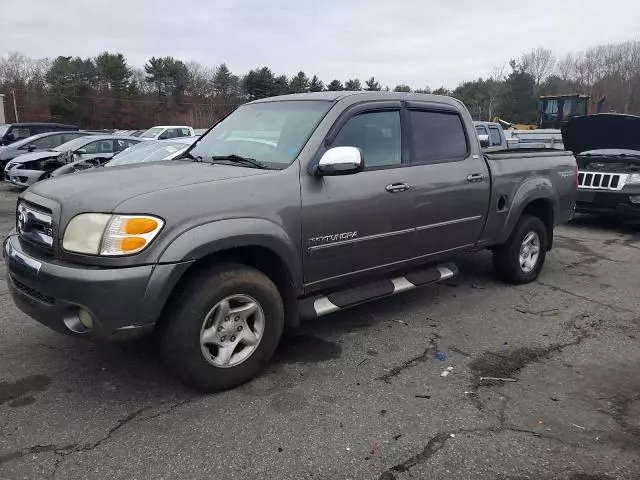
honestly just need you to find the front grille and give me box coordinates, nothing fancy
[17,201,54,251]
[11,276,54,305]
[578,171,627,191]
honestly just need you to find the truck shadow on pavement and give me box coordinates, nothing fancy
[7,250,496,401]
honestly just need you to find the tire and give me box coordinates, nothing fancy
[493,215,547,284]
[159,263,284,391]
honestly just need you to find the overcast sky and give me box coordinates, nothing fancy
[2,0,639,88]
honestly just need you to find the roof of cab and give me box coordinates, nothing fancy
[248,91,465,107]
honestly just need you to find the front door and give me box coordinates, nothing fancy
[301,104,414,290]
[404,104,490,258]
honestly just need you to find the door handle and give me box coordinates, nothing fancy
[385,182,410,193]
[467,173,485,182]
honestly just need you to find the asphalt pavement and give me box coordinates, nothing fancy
[0,183,639,480]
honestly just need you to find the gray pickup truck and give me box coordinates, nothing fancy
[4,92,576,391]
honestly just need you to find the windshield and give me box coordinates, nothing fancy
[52,136,94,152]
[188,101,331,169]
[106,140,188,166]
[140,127,164,139]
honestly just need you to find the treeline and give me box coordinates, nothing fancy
[1,39,638,129]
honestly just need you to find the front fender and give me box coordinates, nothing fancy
[501,177,557,243]
[158,218,302,290]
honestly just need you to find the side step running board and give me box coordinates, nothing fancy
[299,263,458,320]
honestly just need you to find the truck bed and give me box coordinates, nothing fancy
[476,149,577,249]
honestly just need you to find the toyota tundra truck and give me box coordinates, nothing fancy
[4,92,577,391]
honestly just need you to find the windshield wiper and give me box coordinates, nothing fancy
[180,152,204,162]
[210,154,271,170]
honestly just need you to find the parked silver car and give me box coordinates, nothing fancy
[4,135,140,187]
[47,138,197,179]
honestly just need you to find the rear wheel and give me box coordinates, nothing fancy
[493,215,547,284]
[159,263,284,391]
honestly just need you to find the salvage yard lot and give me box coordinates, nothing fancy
[0,183,639,480]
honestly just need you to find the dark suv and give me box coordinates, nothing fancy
[0,123,79,146]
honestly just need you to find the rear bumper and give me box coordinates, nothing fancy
[575,190,640,218]
[4,234,192,341]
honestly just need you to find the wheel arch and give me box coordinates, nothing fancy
[144,219,302,329]
[502,178,557,250]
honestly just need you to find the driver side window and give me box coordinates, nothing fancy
[331,111,401,168]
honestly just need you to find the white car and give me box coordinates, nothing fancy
[139,126,195,140]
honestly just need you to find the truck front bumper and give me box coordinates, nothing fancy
[575,190,640,218]
[4,235,192,341]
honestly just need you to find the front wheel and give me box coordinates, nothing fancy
[493,215,547,284]
[159,263,284,391]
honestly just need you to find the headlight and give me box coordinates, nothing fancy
[63,214,164,256]
[627,173,640,185]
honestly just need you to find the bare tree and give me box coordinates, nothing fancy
[486,63,507,119]
[556,53,576,82]
[521,47,556,87]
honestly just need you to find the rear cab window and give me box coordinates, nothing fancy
[408,110,468,163]
[475,125,488,136]
[488,126,502,146]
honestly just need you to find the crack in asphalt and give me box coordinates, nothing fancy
[514,306,560,316]
[0,444,77,466]
[0,396,200,470]
[143,397,196,421]
[376,333,440,384]
[537,281,637,314]
[377,425,566,479]
[69,407,148,455]
[597,393,640,442]
[375,289,621,477]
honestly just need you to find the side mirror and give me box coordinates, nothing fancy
[75,148,87,155]
[478,134,490,148]
[27,145,37,152]
[315,147,364,176]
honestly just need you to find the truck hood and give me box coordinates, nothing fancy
[562,114,640,154]
[8,150,60,164]
[27,160,272,210]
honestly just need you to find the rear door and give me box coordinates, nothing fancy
[301,102,414,289]
[405,103,490,258]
